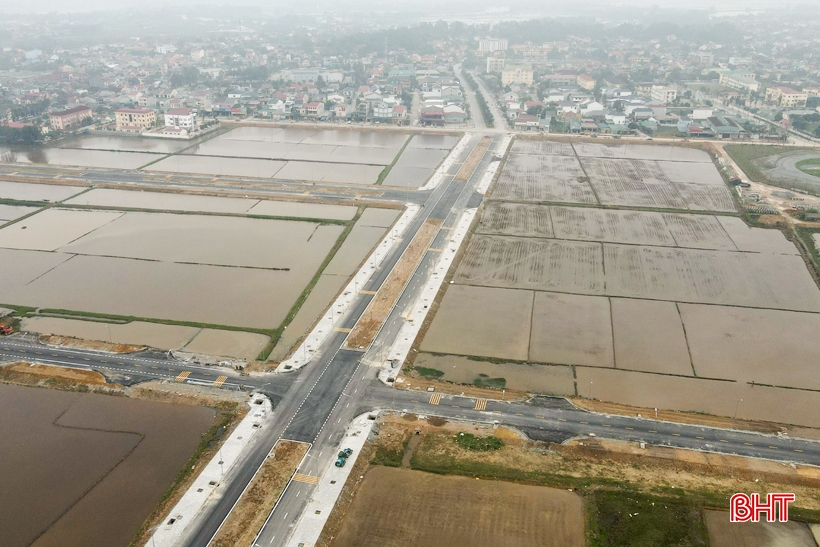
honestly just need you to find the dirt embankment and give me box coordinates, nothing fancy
[345,219,441,350]
[211,440,308,547]
[394,373,528,401]
[0,362,111,387]
[455,136,492,181]
[39,334,145,354]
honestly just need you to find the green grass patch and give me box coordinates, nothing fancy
[473,375,506,388]
[375,135,413,185]
[587,490,709,547]
[723,144,813,184]
[453,432,504,451]
[370,445,405,467]
[797,157,820,177]
[0,197,50,208]
[414,366,444,378]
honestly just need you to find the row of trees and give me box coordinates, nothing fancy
[0,125,43,145]
[462,72,494,128]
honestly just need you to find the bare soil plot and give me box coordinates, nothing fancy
[273,161,383,184]
[356,207,400,228]
[65,188,258,214]
[211,441,308,547]
[492,154,597,204]
[658,160,725,185]
[716,216,798,254]
[661,213,737,250]
[610,298,693,375]
[477,202,554,238]
[20,317,199,350]
[551,205,673,246]
[60,211,343,269]
[679,304,820,389]
[455,235,604,294]
[0,204,39,222]
[511,139,575,156]
[346,220,440,349]
[0,384,215,547]
[573,142,711,162]
[529,292,614,367]
[580,157,688,209]
[603,244,820,312]
[412,353,575,395]
[420,285,533,360]
[182,329,270,360]
[406,134,460,150]
[573,367,820,428]
[246,199,356,220]
[676,183,737,212]
[145,154,286,178]
[705,510,816,547]
[0,181,85,202]
[455,136,491,181]
[331,466,584,547]
[1,254,312,329]
[7,148,160,169]
[0,209,123,251]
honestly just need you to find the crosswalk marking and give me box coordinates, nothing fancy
[428,393,442,405]
[175,371,191,383]
[214,376,227,388]
[292,473,320,485]
[474,399,487,411]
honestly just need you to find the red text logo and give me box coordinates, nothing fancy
[730,493,795,522]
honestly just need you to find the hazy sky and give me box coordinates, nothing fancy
[1,0,806,14]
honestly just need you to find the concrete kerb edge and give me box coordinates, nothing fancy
[147,392,274,547]
[378,207,478,384]
[275,203,421,372]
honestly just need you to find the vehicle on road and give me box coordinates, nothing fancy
[334,457,346,467]
[338,448,353,458]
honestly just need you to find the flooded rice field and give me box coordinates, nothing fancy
[57,134,192,154]
[182,328,270,360]
[0,204,39,222]
[245,199,356,220]
[382,140,449,187]
[0,384,215,547]
[1,146,159,169]
[271,160,383,184]
[418,138,820,425]
[145,154,286,178]
[0,180,85,202]
[0,208,124,251]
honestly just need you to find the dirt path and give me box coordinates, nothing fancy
[210,440,308,547]
[345,219,441,350]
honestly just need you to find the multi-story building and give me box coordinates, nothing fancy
[164,107,198,131]
[719,71,761,93]
[190,48,205,61]
[650,85,677,103]
[156,44,176,54]
[486,56,505,74]
[765,86,807,108]
[49,105,92,131]
[501,65,534,87]
[115,107,156,132]
[576,74,596,91]
[479,38,508,53]
[305,102,325,117]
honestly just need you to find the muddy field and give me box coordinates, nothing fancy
[144,154,286,178]
[0,206,355,328]
[182,329,270,360]
[0,383,215,547]
[0,204,40,222]
[704,510,817,547]
[1,147,160,169]
[21,317,200,350]
[572,142,711,162]
[331,467,584,547]
[0,181,85,202]
[492,154,597,204]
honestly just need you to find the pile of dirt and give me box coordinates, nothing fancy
[394,374,528,401]
[0,362,113,390]
[210,440,308,547]
[39,334,145,354]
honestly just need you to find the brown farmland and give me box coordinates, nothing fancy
[331,467,584,547]
[0,383,215,547]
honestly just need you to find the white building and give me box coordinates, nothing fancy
[156,44,177,55]
[650,85,677,103]
[479,38,508,53]
[164,108,198,131]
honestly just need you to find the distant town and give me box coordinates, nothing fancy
[2,9,819,145]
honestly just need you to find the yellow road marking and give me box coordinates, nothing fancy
[744,442,753,446]
[175,371,191,383]
[695,436,704,439]
[795,449,804,453]
[720,440,729,443]
[769,446,778,449]
[214,376,228,388]
[293,473,320,485]
[558,418,566,422]
[672,433,680,436]
[649,430,658,433]
[428,393,442,405]
[625,427,634,430]
[474,399,487,411]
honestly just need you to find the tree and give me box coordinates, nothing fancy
[774,111,783,122]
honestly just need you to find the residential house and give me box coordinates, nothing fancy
[164,107,198,131]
